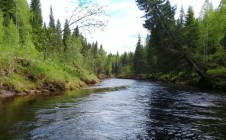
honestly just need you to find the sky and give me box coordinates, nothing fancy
[27,0,221,54]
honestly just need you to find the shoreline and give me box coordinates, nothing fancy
[117,74,226,92]
[0,77,100,101]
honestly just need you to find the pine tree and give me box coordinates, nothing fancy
[56,19,63,54]
[134,35,145,74]
[0,0,16,27]
[4,19,19,45]
[136,0,187,73]
[16,0,32,45]
[44,7,59,59]
[184,6,200,52]
[49,6,55,32]
[30,0,42,28]
[72,26,79,38]
[62,19,71,52]
[30,0,43,50]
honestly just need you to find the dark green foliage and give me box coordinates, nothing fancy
[184,7,200,52]
[30,0,43,50]
[222,33,226,51]
[0,0,16,26]
[55,19,63,54]
[63,19,71,52]
[72,26,80,38]
[30,0,42,28]
[49,6,55,31]
[134,35,145,74]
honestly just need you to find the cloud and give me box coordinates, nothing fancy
[87,0,148,54]
[26,0,221,54]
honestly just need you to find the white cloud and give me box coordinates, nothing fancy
[26,0,221,54]
[87,0,148,54]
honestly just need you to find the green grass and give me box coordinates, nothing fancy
[206,67,226,88]
[207,67,226,77]
[3,73,36,92]
[0,43,98,93]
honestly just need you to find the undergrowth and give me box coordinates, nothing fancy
[0,43,98,93]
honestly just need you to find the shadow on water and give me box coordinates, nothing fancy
[0,79,226,140]
[0,85,128,140]
[143,86,226,140]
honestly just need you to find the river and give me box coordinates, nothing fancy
[0,79,226,139]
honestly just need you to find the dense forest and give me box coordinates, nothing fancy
[116,0,226,90]
[0,0,226,95]
[0,0,118,94]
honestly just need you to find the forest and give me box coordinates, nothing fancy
[0,0,116,94]
[0,0,226,96]
[117,0,226,90]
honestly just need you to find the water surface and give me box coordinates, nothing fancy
[0,79,226,139]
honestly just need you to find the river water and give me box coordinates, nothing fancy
[0,79,226,140]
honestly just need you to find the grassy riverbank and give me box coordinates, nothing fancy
[0,45,99,99]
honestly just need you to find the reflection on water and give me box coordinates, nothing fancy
[0,79,226,139]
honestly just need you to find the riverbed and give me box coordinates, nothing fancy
[0,79,226,139]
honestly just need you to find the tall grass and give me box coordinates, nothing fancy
[0,43,98,93]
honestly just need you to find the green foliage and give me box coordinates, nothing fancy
[0,0,16,27]
[4,19,19,45]
[63,19,71,52]
[48,6,55,31]
[0,0,111,93]
[30,0,43,50]
[16,0,32,45]
[184,7,200,52]
[207,68,226,77]
[134,35,146,74]
[0,10,3,43]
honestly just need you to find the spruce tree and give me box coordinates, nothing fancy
[49,6,55,32]
[72,26,79,38]
[30,0,43,50]
[16,0,32,45]
[62,19,71,52]
[184,6,200,52]
[56,19,63,54]
[134,35,145,74]
[4,19,19,45]
[136,0,187,73]
[0,0,16,27]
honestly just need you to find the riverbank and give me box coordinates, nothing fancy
[118,70,226,92]
[0,54,100,100]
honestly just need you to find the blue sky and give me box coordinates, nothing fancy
[27,0,221,54]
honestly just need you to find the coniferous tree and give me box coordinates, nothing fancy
[136,0,187,73]
[16,0,32,45]
[184,6,200,52]
[63,19,71,52]
[30,0,43,50]
[4,19,19,45]
[134,35,145,74]
[45,6,58,58]
[72,26,80,38]
[95,45,107,74]
[48,6,55,32]
[0,0,16,27]
[55,19,63,54]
